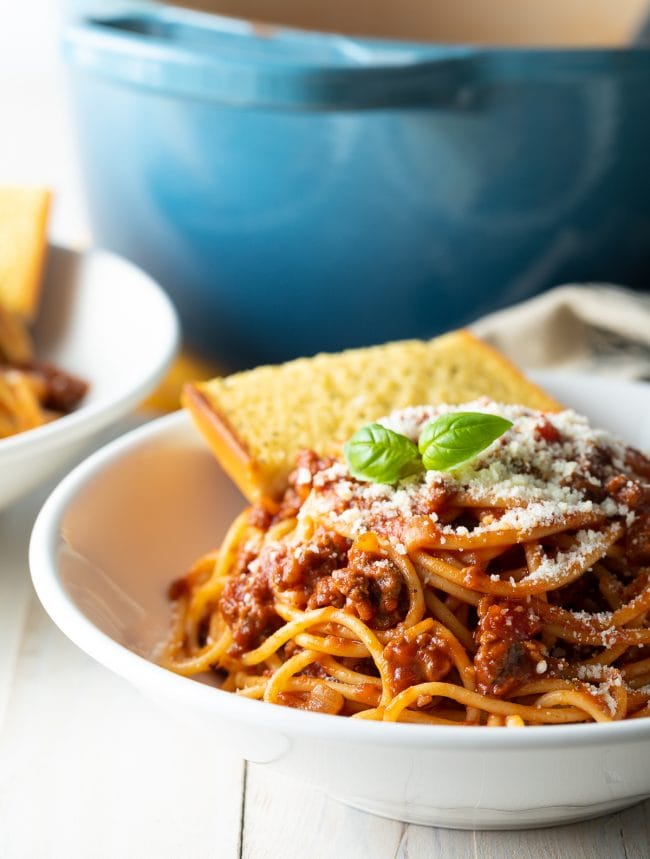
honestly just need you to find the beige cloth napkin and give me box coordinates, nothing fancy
[472,285,650,380]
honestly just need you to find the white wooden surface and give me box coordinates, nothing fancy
[1,460,650,858]
[2,4,650,855]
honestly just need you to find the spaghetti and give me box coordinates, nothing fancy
[0,303,87,439]
[163,401,650,726]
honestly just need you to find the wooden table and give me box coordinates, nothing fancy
[1,454,650,859]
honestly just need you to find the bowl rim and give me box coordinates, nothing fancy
[29,377,650,751]
[0,245,180,465]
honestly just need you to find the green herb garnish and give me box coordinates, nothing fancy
[343,423,423,484]
[418,412,513,472]
[343,412,512,484]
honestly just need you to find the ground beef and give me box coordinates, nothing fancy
[383,630,452,695]
[474,597,546,697]
[219,565,281,656]
[275,450,339,520]
[263,528,350,609]
[332,545,406,629]
[21,360,88,413]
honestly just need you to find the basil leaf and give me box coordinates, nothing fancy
[344,423,423,484]
[419,412,512,471]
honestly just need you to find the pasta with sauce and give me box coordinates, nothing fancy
[0,303,87,439]
[162,401,650,726]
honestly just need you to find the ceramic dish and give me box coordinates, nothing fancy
[0,245,179,510]
[65,7,650,367]
[29,372,650,829]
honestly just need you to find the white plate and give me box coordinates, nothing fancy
[0,245,179,509]
[29,372,650,829]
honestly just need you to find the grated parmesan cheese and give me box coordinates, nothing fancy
[299,401,643,557]
[575,664,624,715]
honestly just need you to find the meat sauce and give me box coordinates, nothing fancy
[215,426,650,697]
[220,530,412,654]
[220,562,281,656]
[22,360,88,413]
[474,598,545,696]
[383,631,452,695]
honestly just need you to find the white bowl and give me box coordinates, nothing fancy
[0,245,179,509]
[29,372,650,830]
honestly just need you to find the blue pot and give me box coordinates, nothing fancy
[64,8,650,368]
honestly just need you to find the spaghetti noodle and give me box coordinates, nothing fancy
[163,401,650,726]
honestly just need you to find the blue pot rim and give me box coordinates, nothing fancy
[63,6,650,110]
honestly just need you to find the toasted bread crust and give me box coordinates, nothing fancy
[183,330,561,509]
[0,186,51,320]
[183,385,275,508]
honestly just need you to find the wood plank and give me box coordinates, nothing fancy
[243,757,650,859]
[242,764,405,859]
[619,801,650,859]
[0,508,245,859]
[445,813,627,858]
[0,494,37,733]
